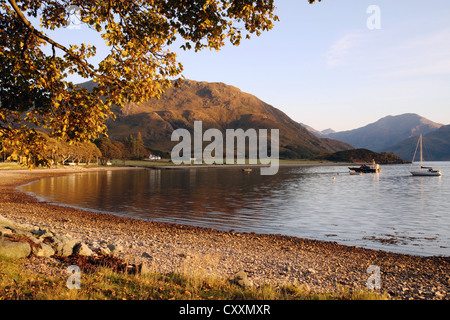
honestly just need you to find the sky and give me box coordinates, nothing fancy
[41,0,450,132]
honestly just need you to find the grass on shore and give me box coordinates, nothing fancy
[0,162,25,170]
[0,256,387,300]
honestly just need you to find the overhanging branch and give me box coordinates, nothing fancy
[8,0,99,79]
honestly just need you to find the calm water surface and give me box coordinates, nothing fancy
[20,163,450,256]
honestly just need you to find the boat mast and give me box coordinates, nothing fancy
[410,135,421,171]
[420,134,423,168]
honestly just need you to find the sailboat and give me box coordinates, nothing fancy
[409,134,441,176]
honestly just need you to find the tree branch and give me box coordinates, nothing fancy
[7,0,97,78]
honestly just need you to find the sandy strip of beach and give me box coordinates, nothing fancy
[0,166,448,300]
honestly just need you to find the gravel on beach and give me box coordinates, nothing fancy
[0,167,448,300]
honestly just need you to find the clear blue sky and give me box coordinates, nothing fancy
[43,0,450,132]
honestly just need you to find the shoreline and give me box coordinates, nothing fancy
[146,162,356,169]
[0,167,448,300]
[0,161,360,171]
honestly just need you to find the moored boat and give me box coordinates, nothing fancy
[409,134,441,176]
[349,160,381,173]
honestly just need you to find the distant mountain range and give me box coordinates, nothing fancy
[80,80,352,159]
[299,123,335,137]
[323,114,443,152]
[303,113,450,161]
[387,125,450,161]
[80,79,450,161]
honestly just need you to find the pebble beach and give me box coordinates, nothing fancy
[0,167,448,300]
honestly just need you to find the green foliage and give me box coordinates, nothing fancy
[1,0,322,165]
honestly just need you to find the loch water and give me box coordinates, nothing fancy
[20,162,450,256]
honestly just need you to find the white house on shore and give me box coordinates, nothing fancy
[149,154,161,161]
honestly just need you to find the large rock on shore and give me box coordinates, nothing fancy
[73,243,94,256]
[0,214,93,259]
[33,242,55,257]
[0,215,21,229]
[52,234,79,257]
[0,239,31,258]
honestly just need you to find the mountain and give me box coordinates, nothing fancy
[321,128,336,136]
[315,148,408,164]
[300,123,335,137]
[324,113,443,152]
[94,80,353,158]
[299,123,323,137]
[387,125,450,161]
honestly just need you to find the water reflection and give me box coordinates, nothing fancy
[21,163,450,256]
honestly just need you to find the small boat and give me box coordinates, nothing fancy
[409,134,441,176]
[349,160,381,173]
[242,168,252,173]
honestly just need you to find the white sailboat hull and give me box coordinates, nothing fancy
[410,170,442,176]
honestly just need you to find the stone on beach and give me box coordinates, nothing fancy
[107,243,124,253]
[52,234,79,257]
[229,270,252,288]
[32,242,55,257]
[73,242,94,256]
[0,227,13,236]
[0,239,31,258]
[139,263,152,275]
[32,228,54,239]
[0,215,21,229]
[98,247,111,255]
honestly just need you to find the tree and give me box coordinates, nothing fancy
[50,138,71,165]
[112,140,130,165]
[124,133,147,160]
[1,0,320,165]
[70,141,101,165]
[94,138,121,165]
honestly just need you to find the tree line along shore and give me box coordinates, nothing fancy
[1,133,153,167]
